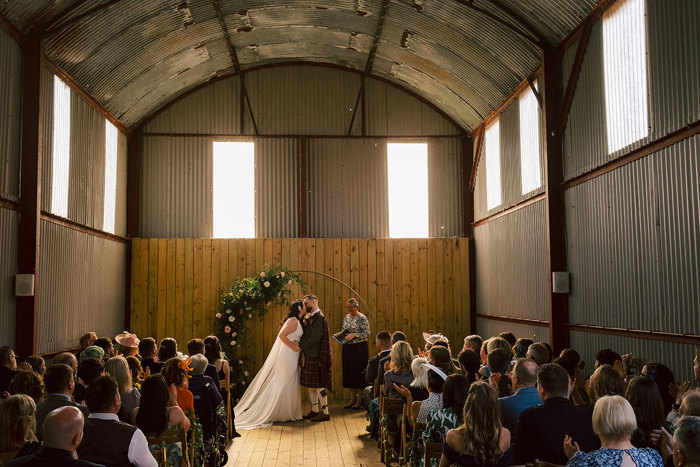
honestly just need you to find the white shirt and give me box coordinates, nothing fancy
[310,308,321,317]
[88,413,157,467]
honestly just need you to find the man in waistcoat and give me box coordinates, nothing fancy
[299,294,333,422]
[76,376,156,467]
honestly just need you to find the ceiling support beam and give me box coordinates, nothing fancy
[212,0,259,135]
[347,0,391,135]
[15,39,44,357]
[468,124,485,192]
[542,47,569,354]
[557,21,592,134]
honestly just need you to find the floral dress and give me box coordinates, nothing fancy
[566,447,664,467]
[420,408,459,467]
[417,392,444,424]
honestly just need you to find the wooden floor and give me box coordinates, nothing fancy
[227,401,383,466]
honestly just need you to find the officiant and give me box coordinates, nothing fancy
[340,298,370,409]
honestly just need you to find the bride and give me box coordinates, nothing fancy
[233,299,305,429]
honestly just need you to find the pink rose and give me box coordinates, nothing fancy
[224,325,231,334]
[215,313,222,318]
[232,332,237,337]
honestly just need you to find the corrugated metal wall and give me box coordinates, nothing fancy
[0,208,18,348]
[38,221,127,353]
[474,200,548,321]
[476,317,549,345]
[428,138,462,237]
[0,28,21,200]
[256,138,299,238]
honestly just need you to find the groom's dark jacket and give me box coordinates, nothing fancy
[299,312,325,357]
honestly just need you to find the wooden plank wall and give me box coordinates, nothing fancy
[130,238,470,400]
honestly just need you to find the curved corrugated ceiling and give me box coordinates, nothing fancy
[0,0,598,131]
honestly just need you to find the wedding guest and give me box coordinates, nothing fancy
[512,338,534,359]
[78,346,104,364]
[77,333,97,356]
[161,357,194,413]
[204,335,230,401]
[93,337,115,360]
[625,376,665,448]
[105,356,140,421]
[458,349,481,384]
[409,357,430,401]
[132,375,190,466]
[590,364,626,402]
[487,348,512,397]
[440,381,512,467]
[376,331,407,389]
[365,330,392,386]
[564,395,663,466]
[410,365,446,424]
[75,358,105,405]
[487,337,514,359]
[341,298,370,409]
[642,363,676,414]
[423,373,469,453]
[595,348,622,368]
[0,345,21,394]
[9,371,45,403]
[382,341,414,398]
[138,337,163,375]
[114,332,140,358]
[127,356,143,386]
[188,354,223,439]
[4,406,100,467]
[672,416,700,467]
[158,338,177,362]
[77,376,156,467]
[498,358,541,442]
[53,353,79,378]
[526,342,550,366]
[35,364,89,436]
[428,346,459,376]
[24,356,46,376]
[0,394,41,463]
[498,332,516,349]
[187,338,221,392]
[462,334,482,353]
[540,342,554,363]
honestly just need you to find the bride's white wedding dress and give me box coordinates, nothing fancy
[233,317,303,429]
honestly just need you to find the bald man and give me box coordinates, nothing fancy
[498,358,542,444]
[5,406,102,466]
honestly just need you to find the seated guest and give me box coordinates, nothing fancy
[590,364,626,402]
[9,370,45,403]
[498,358,540,442]
[514,363,600,465]
[540,342,554,363]
[114,332,139,358]
[127,356,143,386]
[5,406,101,466]
[158,338,178,362]
[187,338,221,391]
[423,373,469,458]
[76,333,97,358]
[161,357,194,413]
[93,337,115,360]
[376,331,406,389]
[78,346,104,364]
[553,357,591,406]
[24,356,46,376]
[526,342,550,367]
[204,335,229,395]
[512,338,534,359]
[432,340,460,369]
[441,381,512,467]
[595,348,622,368]
[75,358,104,405]
[413,365,446,423]
[487,348,512,397]
[366,331,392,386]
[479,340,490,377]
[564,395,663,466]
[672,416,700,467]
[409,357,430,401]
[625,376,665,448]
[54,353,79,379]
[132,375,190,465]
[428,346,459,376]
[458,349,481,384]
[680,390,700,417]
[382,341,414,398]
[35,364,89,436]
[105,356,140,421]
[138,337,163,375]
[462,335,482,354]
[0,345,21,394]
[188,354,224,439]
[487,337,513,359]
[77,376,156,467]
[498,332,516,349]
[642,363,676,414]
[0,394,41,463]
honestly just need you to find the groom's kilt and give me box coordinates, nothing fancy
[300,356,324,388]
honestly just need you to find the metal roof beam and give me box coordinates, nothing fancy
[38,0,125,39]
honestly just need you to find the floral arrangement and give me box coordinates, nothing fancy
[214,264,304,401]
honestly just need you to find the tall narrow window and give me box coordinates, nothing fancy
[519,85,541,194]
[484,120,501,210]
[387,143,428,238]
[603,0,648,153]
[51,75,71,217]
[213,142,255,238]
[103,121,118,234]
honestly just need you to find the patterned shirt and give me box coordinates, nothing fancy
[417,392,444,424]
[342,312,370,343]
[421,408,460,467]
[566,447,664,467]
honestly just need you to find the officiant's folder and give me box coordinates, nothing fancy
[333,329,350,345]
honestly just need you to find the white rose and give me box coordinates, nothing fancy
[260,272,266,278]
[226,309,232,314]
[228,316,234,322]
[280,272,285,278]
[264,281,270,288]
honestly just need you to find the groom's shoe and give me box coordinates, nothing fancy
[311,412,330,422]
[303,410,319,420]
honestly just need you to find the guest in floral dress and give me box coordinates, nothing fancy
[341,298,370,409]
[564,395,663,467]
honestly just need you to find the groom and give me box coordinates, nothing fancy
[299,294,333,422]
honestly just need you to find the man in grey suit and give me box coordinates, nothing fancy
[35,364,89,437]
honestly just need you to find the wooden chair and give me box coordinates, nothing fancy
[220,379,233,443]
[533,460,565,467]
[400,403,409,464]
[146,426,189,467]
[379,396,404,465]
[424,441,443,467]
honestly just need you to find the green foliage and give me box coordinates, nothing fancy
[214,264,304,400]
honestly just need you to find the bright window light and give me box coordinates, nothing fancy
[51,75,71,217]
[485,120,501,210]
[103,121,118,234]
[387,143,428,238]
[519,84,541,195]
[603,0,649,153]
[213,142,255,238]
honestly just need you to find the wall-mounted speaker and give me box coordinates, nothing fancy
[15,274,35,297]
[552,271,570,294]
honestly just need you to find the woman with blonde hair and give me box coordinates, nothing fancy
[0,394,41,463]
[105,356,140,419]
[564,395,663,466]
[440,381,512,466]
[382,341,414,397]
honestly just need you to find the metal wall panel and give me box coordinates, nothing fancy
[648,0,700,139]
[0,208,18,349]
[0,29,21,200]
[307,138,388,237]
[474,199,548,321]
[114,131,128,237]
[570,331,697,382]
[428,138,462,237]
[256,138,299,238]
[38,220,127,353]
[140,136,213,238]
[476,317,549,345]
[566,135,700,334]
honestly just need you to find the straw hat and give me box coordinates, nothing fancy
[422,332,448,345]
[115,331,140,348]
